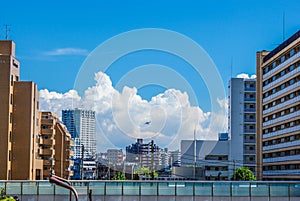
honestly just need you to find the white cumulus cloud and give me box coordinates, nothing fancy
[236,73,256,79]
[39,71,227,151]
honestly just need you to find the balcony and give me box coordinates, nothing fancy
[39,138,54,145]
[43,159,55,166]
[244,150,256,155]
[263,111,300,127]
[244,108,256,112]
[244,160,256,164]
[263,96,300,115]
[41,118,55,125]
[244,118,256,123]
[244,87,256,92]
[263,140,300,151]
[244,139,256,144]
[263,51,300,80]
[244,97,256,102]
[263,82,300,103]
[263,125,300,139]
[263,66,300,91]
[244,129,255,134]
[39,148,55,156]
[263,154,300,163]
[41,128,54,135]
[263,169,300,176]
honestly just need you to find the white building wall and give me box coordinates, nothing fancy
[228,78,256,177]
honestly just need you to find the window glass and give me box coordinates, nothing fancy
[290,49,295,57]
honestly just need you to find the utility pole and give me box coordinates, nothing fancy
[81,145,84,180]
[233,160,236,180]
[193,127,196,180]
[151,140,154,180]
[108,158,110,180]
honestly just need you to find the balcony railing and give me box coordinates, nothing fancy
[263,95,300,115]
[263,140,300,151]
[263,125,300,139]
[244,129,256,133]
[244,139,256,143]
[263,82,300,103]
[244,108,256,112]
[263,154,300,163]
[263,51,300,80]
[263,169,300,176]
[264,67,300,91]
[263,111,300,127]
[244,150,256,154]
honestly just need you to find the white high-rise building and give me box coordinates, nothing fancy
[228,77,256,176]
[62,108,96,159]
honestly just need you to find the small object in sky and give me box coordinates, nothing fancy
[144,121,151,125]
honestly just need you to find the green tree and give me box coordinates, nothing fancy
[112,172,126,180]
[0,187,15,201]
[231,167,256,181]
[133,167,158,180]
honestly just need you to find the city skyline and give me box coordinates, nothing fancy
[1,1,300,152]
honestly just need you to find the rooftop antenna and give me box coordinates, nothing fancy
[282,12,285,42]
[230,57,233,78]
[4,24,10,40]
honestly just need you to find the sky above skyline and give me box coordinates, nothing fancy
[1,1,300,151]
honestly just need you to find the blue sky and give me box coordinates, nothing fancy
[2,1,300,150]
[1,0,300,111]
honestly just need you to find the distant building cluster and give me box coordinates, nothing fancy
[1,29,300,181]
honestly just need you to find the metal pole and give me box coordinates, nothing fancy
[88,189,92,201]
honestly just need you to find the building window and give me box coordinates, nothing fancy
[10,75,14,86]
[290,49,295,57]
[10,113,13,124]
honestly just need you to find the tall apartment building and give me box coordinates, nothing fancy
[12,82,43,180]
[62,109,96,158]
[257,30,300,180]
[228,78,256,176]
[39,112,57,179]
[0,41,43,180]
[39,112,74,180]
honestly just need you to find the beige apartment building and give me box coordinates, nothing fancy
[40,112,74,180]
[55,122,74,179]
[12,82,44,180]
[256,30,300,180]
[0,40,73,180]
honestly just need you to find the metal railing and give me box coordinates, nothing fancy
[0,180,300,199]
